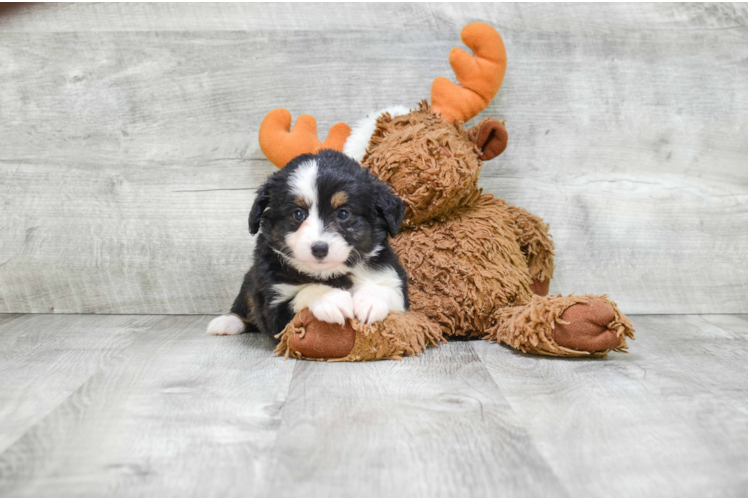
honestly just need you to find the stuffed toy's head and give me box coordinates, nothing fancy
[259,23,509,226]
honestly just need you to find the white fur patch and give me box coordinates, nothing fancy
[292,284,353,325]
[270,283,307,307]
[365,245,383,259]
[289,159,318,207]
[206,314,246,336]
[268,265,403,325]
[285,159,353,278]
[274,249,351,280]
[343,105,411,163]
[350,264,405,324]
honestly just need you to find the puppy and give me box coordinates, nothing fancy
[206,149,409,337]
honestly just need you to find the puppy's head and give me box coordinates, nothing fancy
[249,149,405,278]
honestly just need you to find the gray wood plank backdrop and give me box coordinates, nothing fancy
[1,3,746,315]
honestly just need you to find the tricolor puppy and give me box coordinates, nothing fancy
[206,149,409,337]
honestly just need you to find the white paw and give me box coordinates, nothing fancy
[310,289,354,325]
[353,291,391,324]
[206,315,245,336]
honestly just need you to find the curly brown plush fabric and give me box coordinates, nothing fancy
[504,203,555,282]
[392,192,535,337]
[485,294,635,356]
[356,103,633,357]
[364,102,484,227]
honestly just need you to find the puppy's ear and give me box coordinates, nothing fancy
[375,184,406,237]
[248,184,271,235]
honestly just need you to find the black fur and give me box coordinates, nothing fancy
[230,149,409,338]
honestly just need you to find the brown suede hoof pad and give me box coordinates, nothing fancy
[530,278,550,296]
[287,309,356,359]
[552,299,620,353]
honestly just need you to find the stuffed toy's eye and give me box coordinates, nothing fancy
[337,209,350,221]
[293,209,306,222]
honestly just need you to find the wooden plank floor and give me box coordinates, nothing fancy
[0,314,747,497]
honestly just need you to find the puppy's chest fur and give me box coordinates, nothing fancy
[269,262,399,306]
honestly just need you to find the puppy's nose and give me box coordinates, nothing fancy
[311,242,329,260]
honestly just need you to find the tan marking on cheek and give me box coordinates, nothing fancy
[331,191,349,209]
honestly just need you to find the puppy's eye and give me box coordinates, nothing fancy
[293,209,306,222]
[337,209,350,221]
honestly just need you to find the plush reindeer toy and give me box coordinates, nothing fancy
[253,23,635,361]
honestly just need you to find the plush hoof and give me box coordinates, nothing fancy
[530,278,550,296]
[552,299,620,352]
[277,309,445,361]
[287,309,356,359]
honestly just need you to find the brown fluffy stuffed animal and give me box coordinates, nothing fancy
[258,23,635,361]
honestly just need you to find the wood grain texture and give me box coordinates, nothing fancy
[260,341,565,497]
[1,313,747,496]
[0,315,297,497]
[0,313,23,329]
[0,314,157,454]
[1,3,746,33]
[0,3,746,314]
[473,314,748,497]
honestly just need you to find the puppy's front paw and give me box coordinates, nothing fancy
[206,314,246,336]
[310,289,354,325]
[353,291,390,324]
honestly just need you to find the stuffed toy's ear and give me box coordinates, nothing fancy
[248,184,271,235]
[468,118,508,161]
[375,184,406,237]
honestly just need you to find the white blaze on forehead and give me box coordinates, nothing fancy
[289,160,318,207]
[284,159,352,276]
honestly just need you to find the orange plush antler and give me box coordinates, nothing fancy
[431,23,507,124]
[259,109,351,168]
